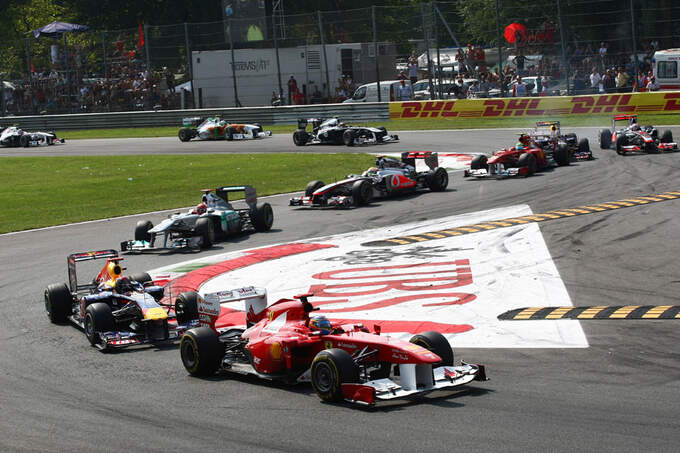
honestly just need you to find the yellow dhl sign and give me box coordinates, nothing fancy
[389,92,680,119]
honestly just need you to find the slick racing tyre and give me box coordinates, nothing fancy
[180,327,222,377]
[578,138,590,154]
[311,348,359,402]
[134,220,153,242]
[410,331,454,367]
[226,127,236,141]
[599,129,612,149]
[305,180,325,197]
[252,202,274,232]
[427,167,449,191]
[84,303,116,348]
[293,130,309,146]
[517,153,537,176]
[45,283,72,323]
[554,143,570,166]
[20,135,30,147]
[178,128,192,142]
[129,272,152,287]
[470,154,487,170]
[661,130,673,143]
[351,179,373,206]
[616,135,628,155]
[175,291,199,324]
[195,217,214,249]
[343,129,356,146]
[375,126,387,142]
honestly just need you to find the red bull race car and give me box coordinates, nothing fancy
[599,114,677,155]
[530,121,592,161]
[180,288,487,405]
[44,249,198,351]
[289,152,448,208]
[178,116,271,142]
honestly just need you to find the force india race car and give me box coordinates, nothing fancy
[599,114,677,155]
[178,116,272,142]
[44,249,199,351]
[122,185,273,252]
[530,121,592,161]
[293,117,399,146]
[464,131,570,179]
[289,152,448,208]
[180,288,487,405]
[0,125,65,147]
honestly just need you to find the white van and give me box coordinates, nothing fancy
[343,80,412,103]
[653,49,680,90]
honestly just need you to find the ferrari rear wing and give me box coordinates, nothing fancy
[67,249,119,293]
[401,151,439,170]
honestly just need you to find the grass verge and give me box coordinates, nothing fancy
[0,153,375,234]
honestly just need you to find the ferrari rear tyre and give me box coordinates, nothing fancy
[305,180,325,197]
[555,143,570,166]
[178,128,192,142]
[661,130,673,143]
[180,327,222,377]
[599,129,612,149]
[578,138,590,154]
[470,154,487,170]
[311,348,359,402]
[410,331,454,367]
[252,202,274,232]
[517,153,537,176]
[195,217,214,249]
[293,130,309,146]
[616,135,628,155]
[20,135,30,148]
[427,167,449,191]
[84,303,115,347]
[342,129,355,146]
[45,283,72,323]
[134,220,153,242]
[175,291,199,324]
[129,272,152,286]
[351,180,372,206]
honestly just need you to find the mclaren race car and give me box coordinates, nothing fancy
[0,125,65,147]
[289,152,448,208]
[293,117,399,146]
[122,185,273,252]
[465,132,570,179]
[180,288,487,405]
[44,249,199,351]
[178,116,272,142]
[599,114,677,154]
[530,121,592,161]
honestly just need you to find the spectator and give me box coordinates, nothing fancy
[310,85,323,103]
[599,42,608,70]
[397,79,412,100]
[287,75,298,105]
[397,70,407,80]
[615,67,629,93]
[513,52,526,76]
[646,75,659,91]
[270,90,281,106]
[407,53,418,85]
[572,70,586,94]
[512,76,527,97]
[589,67,601,94]
[602,69,616,93]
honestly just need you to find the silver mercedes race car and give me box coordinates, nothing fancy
[0,125,65,147]
[121,185,274,252]
[293,117,399,146]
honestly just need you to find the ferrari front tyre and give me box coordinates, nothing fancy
[129,272,152,286]
[45,283,72,323]
[175,291,199,324]
[311,348,359,402]
[470,154,487,170]
[252,202,274,232]
[293,130,309,146]
[578,138,590,154]
[410,331,454,367]
[84,303,115,347]
[616,135,628,155]
[661,130,673,143]
[134,220,153,242]
[305,180,325,197]
[599,129,612,149]
[555,143,570,166]
[195,217,214,249]
[178,128,192,142]
[517,153,537,176]
[342,129,355,146]
[180,327,222,377]
[427,167,449,191]
[351,179,372,206]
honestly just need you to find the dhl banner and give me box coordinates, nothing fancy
[389,92,680,119]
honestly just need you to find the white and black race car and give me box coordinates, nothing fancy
[0,125,65,147]
[293,117,399,147]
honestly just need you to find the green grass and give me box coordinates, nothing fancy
[0,153,375,234]
[59,113,680,140]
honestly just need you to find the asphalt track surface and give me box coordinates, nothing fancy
[2,127,680,452]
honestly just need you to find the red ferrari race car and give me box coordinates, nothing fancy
[180,288,487,406]
[289,152,448,208]
[598,114,677,155]
[44,249,199,351]
[464,132,570,179]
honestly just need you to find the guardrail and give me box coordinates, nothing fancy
[0,103,389,131]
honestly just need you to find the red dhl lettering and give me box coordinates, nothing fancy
[663,92,680,111]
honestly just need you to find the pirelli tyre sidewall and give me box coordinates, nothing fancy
[311,348,358,402]
[180,327,222,377]
[45,283,72,323]
[409,331,454,367]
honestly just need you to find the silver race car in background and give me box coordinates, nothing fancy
[121,185,274,252]
[293,117,399,146]
[0,125,65,147]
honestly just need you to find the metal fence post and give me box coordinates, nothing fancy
[318,10,331,101]
[556,0,568,91]
[630,0,639,89]
[144,24,151,72]
[228,19,241,107]
[372,5,381,102]
[102,31,108,80]
[434,2,442,98]
[273,13,283,103]
[26,37,31,80]
[184,23,194,103]
[420,3,434,100]
[495,0,503,75]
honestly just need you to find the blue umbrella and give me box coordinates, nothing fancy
[33,21,88,39]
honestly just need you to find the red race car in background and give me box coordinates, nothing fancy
[465,131,570,178]
[180,288,487,406]
[599,114,677,155]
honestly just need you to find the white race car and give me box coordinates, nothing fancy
[0,126,65,147]
[178,117,272,142]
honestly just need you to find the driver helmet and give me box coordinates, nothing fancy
[194,202,208,215]
[515,142,524,151]
[115,277,133,294]
[365,166,379,175]
[631,123,640,131]
[107,261,122,281]
[309,315,332,335]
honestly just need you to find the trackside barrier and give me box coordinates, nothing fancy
[0,103,389,131]
[389,92,680,119]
